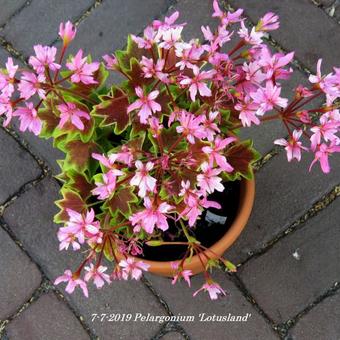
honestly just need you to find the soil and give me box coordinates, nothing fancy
[140,180,241,261]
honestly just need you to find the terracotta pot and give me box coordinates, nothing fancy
[117,178,255,277]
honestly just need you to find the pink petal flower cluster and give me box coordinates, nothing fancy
[66,49,99,84]
[57,102,90,130]
[57,209,101,251]
[119,258,150,280]
[127,86,161,124]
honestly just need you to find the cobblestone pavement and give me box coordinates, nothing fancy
[0,1,339,339]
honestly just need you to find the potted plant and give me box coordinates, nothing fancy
[1,1,338,300]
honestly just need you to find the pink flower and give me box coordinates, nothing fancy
[159,27,183,49]
[130,160,157,197]
[59,21,77,46]
[257,12,280,31]
[179,182,203,227]
[18,71,46,100]
[140,56,168,83]
[193,281,226,300]
[212,1,243,26]
[238,21,264,45]
[242,61,266,85]
[180,66,215,101]
[258,48,294,80]
[250,81,288,114]
[119,258,150,280]
[235,97,260,127]
[84,264,111,288]
[29,45,61,74]
[132,26,159,49]
[57,102,90,130]
[309,59,338,99]
[171,262,192,287]
[57,226,81,251]
[0,57,18,96]
[0,94,14,127]
[13,102,42,135]
[129,197,173,233]
[92,169,123,199]
[65,208,100,244]
[310,116,339,150]
[274,130,307,162]
[54,270,88,297]
[92,152,117,169]
[202,137,235,172]
[201,111,220,141]
[153,11,181,30]
[103,54,118,70]
[127,86,161,124]
[176,111,205,144]
[309,143,340,173]
[197,162,224,194]
[66,49,99,84]
[175,42,204,70]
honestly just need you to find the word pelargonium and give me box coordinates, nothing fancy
[1,2,339,300]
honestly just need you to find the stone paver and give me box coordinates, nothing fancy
[3,177,166,339]
[238,198,340,323]
[0,227,41,320]
[65,0,171,59]
[0,0,26,26]
[228,0,340,72]
[1,0,93,56]
[226,151,340,264]
[160,332,186,339]
[146,272,278,339]
[0,128,41,204]
[0,0,339,338]
[6,292,90,340]
[290,291,340,340]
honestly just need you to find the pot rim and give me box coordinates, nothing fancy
[117,178,255,277]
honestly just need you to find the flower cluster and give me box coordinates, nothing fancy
[1,1,339,300]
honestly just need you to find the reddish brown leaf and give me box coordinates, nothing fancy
[225,141,257,177]
[127,58,153,88]
[106,187,137,217]
[65,140,98,171]
[95,88,129,133]
[38,96,60,136]
[54,190,86,223]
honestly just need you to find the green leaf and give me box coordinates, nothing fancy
[223,260,237,272]
[146,240,164,246]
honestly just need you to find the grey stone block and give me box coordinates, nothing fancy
[290,291,340,340]
[0,0,27,27]
[65,0,171,60]
[0,227,41,320]
[226,151,340,264]
[146,272,279,339]
[6,292,90,340]
[0,128,41,204]
[238,198,340,323]
[2,0,93,56]
[3,177,167,339]
[160,332,186,339]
